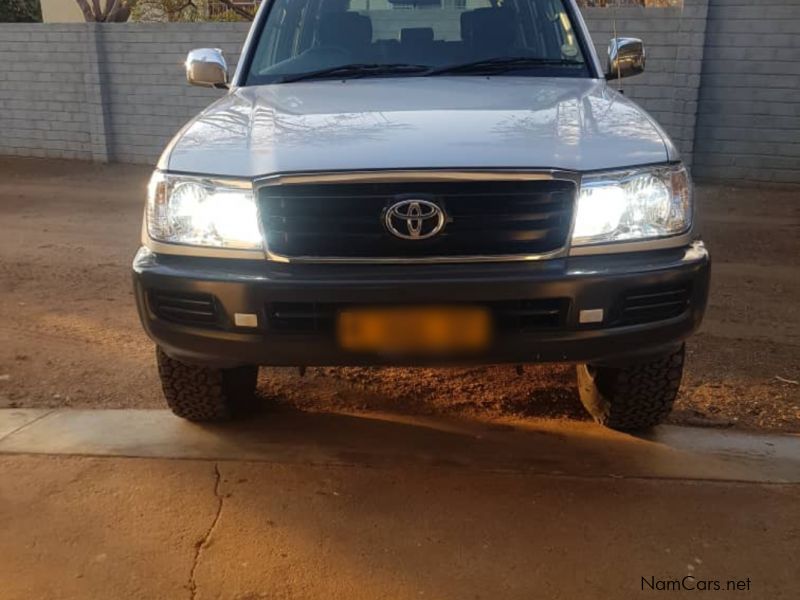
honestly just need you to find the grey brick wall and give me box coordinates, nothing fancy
[0,12,710,167]
[0,22,248,164]
[99,23,249,163]
[0,2,797,183]
[584,2,710,167]
[0,25,93,160]
[693,0,800,184]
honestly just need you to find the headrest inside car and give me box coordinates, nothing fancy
[460,7,516,53]
[318,12,373,50]
[400,27,435,46]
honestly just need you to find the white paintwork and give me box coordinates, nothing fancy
[165,0,678,178]
[163,76,676,178]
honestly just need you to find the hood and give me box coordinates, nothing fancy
[164,77,675,177]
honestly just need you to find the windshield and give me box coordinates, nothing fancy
[244,0,591,85]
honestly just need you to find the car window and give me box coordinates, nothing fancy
[245,0,589,84]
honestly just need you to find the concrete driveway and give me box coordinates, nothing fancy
[1,409,798,599]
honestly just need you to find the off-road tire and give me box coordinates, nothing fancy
[156,347,259,422]
[576,345,685,432]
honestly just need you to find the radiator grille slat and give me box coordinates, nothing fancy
[259,179,575,260]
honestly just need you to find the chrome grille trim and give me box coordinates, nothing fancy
[255,169,580,264]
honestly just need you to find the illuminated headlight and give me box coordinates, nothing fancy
[571,165,692,246]
[146,172,262,249]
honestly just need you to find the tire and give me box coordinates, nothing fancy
[576,345,685,432]
[155,347,259,422]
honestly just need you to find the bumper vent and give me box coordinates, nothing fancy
[266,299,569,335]
[267,302,336,334]
[491,299,569,332]
[617,285,691,326]
[149,291,219,326]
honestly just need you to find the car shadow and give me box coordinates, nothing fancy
[257,364,589,423]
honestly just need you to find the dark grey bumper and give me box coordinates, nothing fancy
[132,242,711,368]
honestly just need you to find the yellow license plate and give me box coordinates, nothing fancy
[338,306,491,354]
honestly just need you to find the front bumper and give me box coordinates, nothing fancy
[133,242,710,368]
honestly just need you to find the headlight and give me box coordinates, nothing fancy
[571,165,692,246]
[146,172,262,250]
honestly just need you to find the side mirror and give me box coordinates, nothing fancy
[186,48,229,89]
[607,38,646,81]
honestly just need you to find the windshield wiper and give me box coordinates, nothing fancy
[275,63,431,84]
[425,57,584,76]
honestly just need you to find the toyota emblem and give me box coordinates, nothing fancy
[384,199,446,240]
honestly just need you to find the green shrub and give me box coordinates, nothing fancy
[0,0,42,22]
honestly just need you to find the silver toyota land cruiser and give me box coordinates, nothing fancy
[133,0,710,431]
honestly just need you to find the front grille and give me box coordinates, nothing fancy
[149,290,219,326]
[259,179,575,260]
[617,285,692,326]
[265,299,570,335]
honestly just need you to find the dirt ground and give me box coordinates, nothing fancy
[0,157,798,432]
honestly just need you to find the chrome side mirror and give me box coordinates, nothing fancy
[186,48,229,88]
[607,37,646,81]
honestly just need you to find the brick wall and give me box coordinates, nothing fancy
[99,23,249,163]
[0,22,248,163]
[0,25,94,160]
[583,1,710,167]
[693,0,800,184]
[0,2,797,183]
[0,8,711,167]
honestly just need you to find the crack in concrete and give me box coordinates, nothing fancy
[0,410,56,444]
[188,462,224,600]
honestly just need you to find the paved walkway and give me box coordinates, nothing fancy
[1,410,798,599]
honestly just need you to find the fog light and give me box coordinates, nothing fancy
[234,313,259,328]
[579,309,604,324]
